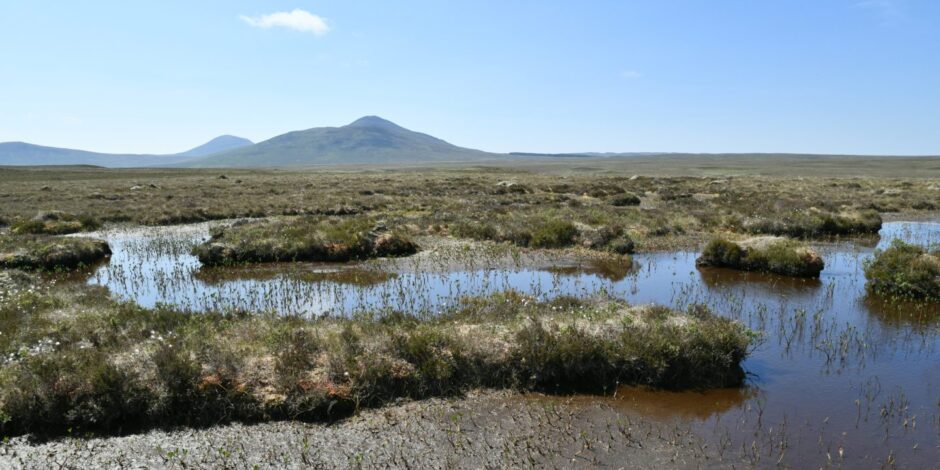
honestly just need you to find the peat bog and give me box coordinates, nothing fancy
[0,168,938,468]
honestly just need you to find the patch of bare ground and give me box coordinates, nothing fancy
[0,390,715,469]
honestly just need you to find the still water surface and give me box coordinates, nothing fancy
[82,221,939,468]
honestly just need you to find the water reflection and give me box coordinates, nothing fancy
[862,296,940,328]
[544,258,633,282]
[697,265,824,291]
[81,221,940,323]
[195,264,396,286]
[611,386,757,421]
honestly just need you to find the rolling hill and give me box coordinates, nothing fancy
[177,135,253,157]
[180,116,500,167]
[0,135,253,167]
[8,116,928,170]
[0,142,193,168]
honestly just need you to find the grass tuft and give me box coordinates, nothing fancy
[864,239,940,300]
[0,235,111,270]
[193,217,418,266]
[0,284,752,437]
[11,211,101,235]
[697,236,825,278]
[608,193,641,207]
[530,220,579,248]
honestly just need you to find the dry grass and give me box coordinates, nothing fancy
[1,167,937,253]
[0,275,752,437]
[0,235,111,270]
[193,217,418,266]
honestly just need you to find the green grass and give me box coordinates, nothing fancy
[864,240,940,300]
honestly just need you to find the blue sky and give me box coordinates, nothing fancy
[1,1,938,155]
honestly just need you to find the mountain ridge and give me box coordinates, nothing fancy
[5,116,931,169]
[179,116,499,167]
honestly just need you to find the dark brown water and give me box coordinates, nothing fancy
[81,221,940,468]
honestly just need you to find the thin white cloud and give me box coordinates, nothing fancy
[620,70,642,79]
[240,9,330,36]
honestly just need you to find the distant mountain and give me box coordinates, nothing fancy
[509,152,667,158]
[177,135,253,157]
[509,152,595,158]
[0,142,194,167]
[4,125,929,169]
[0,135,251,167]
[182,116,500,167]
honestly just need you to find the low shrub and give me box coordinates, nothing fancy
[274,329,321,392]
[608,237,636,255]
[391,327,468,397]
[586,184,624,198]
[530,220,579,248]
[0,349,150,434]
[697,236,825,278]
[698,239,743,266]
[512,322,618,392]
[608,193,641,207]
[450,222,497,241]
[863,240,940,300]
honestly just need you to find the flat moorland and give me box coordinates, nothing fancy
[1,161,938,251]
